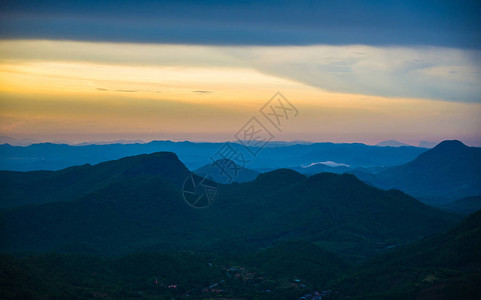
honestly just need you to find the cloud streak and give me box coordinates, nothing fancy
[1,41,479,103]
[194,90,214,95]
[232,45,481,103]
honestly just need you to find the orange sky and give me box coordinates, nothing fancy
[1,40,480,146]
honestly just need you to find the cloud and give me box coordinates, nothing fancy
[0,0,480,48]
[302,161,351,168]
[193,90,214,95]
[231,45,481,103]
[2,40,479,103]
[96,88,138,93]
[115,89,137,93]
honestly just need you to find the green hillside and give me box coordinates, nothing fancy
[0,242,346,300]
[328,209,481,299]
[1,212,479,299]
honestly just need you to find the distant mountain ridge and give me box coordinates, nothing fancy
[375,140,412,147]
[0,140,427,171]
[0,136,41,146]
[419,140,438,148]
[290,161,352,175]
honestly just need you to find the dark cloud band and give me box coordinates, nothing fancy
[1,0,480,48]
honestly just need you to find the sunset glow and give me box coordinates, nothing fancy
[1,40,480,145]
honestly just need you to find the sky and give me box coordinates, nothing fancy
[0,0,480,146]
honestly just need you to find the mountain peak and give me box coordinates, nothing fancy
[432,140,467,151]
[408,140,471,165]
[119,151,184,167]
[373,139,481,200]
[112,151,190,185]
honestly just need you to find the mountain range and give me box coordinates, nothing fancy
[0,140,427,171]
[351,140,481,203]
[289,161,352,175]
[0,139,480,299]
[195,140,481,204]
[375,140,412,147]
[0,151,458,261]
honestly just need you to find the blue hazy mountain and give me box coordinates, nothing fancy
[0,140,427,172]
[419,140,438,148]
[375,140,412,147]
[289,161,352,175]
[0,135,41,146]
[350,140,481,203]
[195,158,260,184]
[235,140,314,147]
